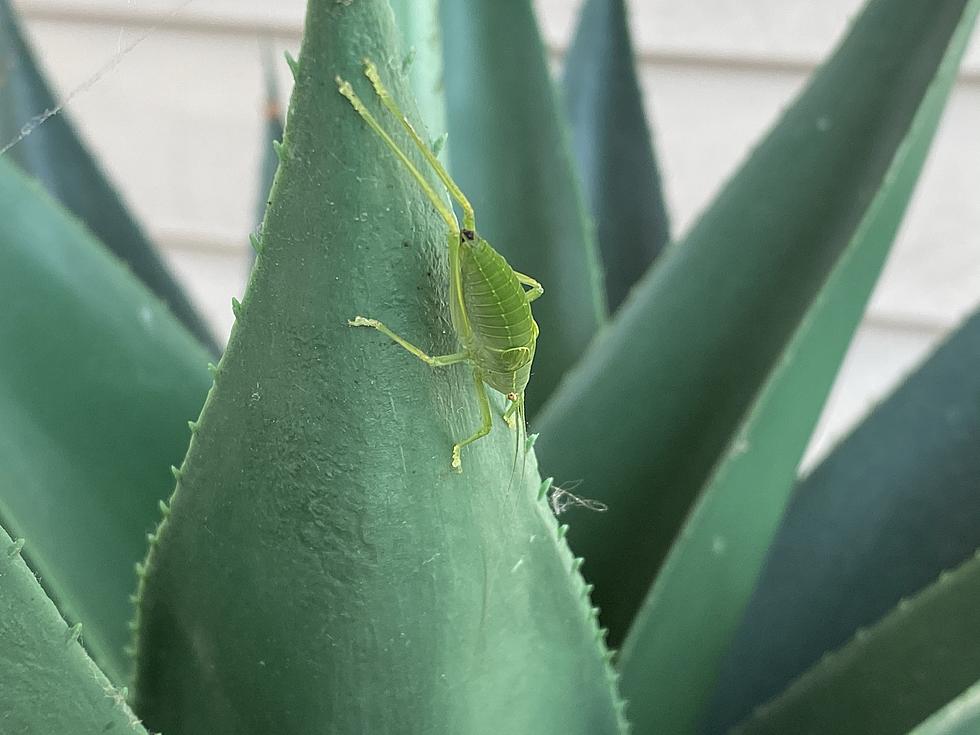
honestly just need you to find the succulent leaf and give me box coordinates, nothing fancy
[562,0,671,312]
[440,0,607,416]
[251,46,286,266]
[389,0,446,150]
[0,523,149,734]
[132,3,626,733]
[534,0,977,660]
[613,1,980,731]
[0,0,218,353]
[708,305,980,730]
[733,551,980,734]
[0,156,213,685]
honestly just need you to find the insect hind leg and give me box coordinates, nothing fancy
[452,369,494,471]
[363,59,476,231]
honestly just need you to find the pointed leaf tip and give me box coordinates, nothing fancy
[562,0,671,312]
[613,1,980,732]
[133,2,627,732]
[440,0,607,415]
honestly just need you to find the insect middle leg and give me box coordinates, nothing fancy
[514,271,544,302]
[451,368,494,471]
[348,317,468,367]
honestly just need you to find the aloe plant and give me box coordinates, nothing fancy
[2,0,980,733]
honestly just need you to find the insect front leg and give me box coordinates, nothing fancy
[348,317,468,367]
[451,368,494,472]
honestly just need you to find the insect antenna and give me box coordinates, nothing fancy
[518,396,530,494]
[505,393,531,514]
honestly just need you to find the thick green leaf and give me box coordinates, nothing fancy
[0,0,218,353]
[439,0,606,415]
[390,0,446,149]
[733,551,980,734]
[909,679,980,735]
[252,47,285,259]
[0,524,148,734]
[534,0,975,651]
[562,0,670,312]
[0,156,213,685]
[133,3,625,733]
[615,3,979,733]
[706,314,980,732]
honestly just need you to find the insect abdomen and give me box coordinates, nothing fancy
[460,238,536,392]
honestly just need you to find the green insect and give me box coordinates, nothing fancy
[336,60,543,472]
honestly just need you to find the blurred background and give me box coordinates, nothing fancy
[9,0,980,468]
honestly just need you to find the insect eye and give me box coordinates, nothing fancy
[461,229,476,241]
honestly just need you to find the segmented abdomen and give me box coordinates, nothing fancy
[459,238,536,391]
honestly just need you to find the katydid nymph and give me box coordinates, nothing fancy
[336,60,543,472]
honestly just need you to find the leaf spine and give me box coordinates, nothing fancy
[65,622,83,644]
[284,50,300,80]
[272,139,286,162]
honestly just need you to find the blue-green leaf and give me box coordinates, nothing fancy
[252,46,285,258]
[440,0,607,415]
[707,308,980,732]
[733,551,980,734]
[390,0,446,148]
[562,0,670,312]
[0,523,149,734]
[613,2,979,732]
[535,0,977,663]
[131,3,626,732]
[0,0,218,353]
[0,156,212,685]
